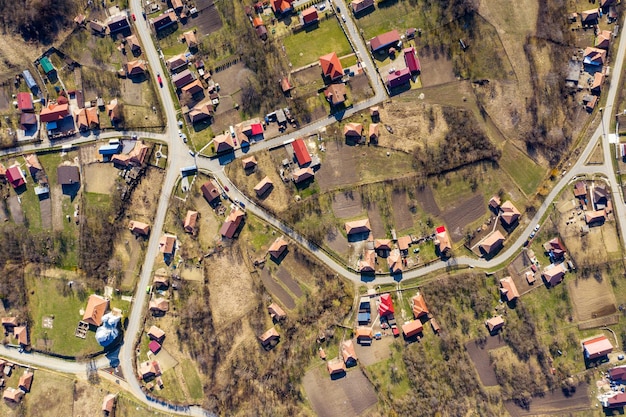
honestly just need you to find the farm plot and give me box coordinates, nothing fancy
[276,266,303,298]
[465,336,506,387]
[331,191,363,219]
[441,193,486,242]
[504,384,589,417]
[324,227,350,258]
[302,365,377,417]
[417,52,456,87]
[83,164,117,194]
[415,185,441,216]
[179,0,223,36]
[567,276,617,322]
[7,196,24,224]
[391,191,414,232]
[316,141,360,191]
[259,269,295,310]
[367,203,386,238]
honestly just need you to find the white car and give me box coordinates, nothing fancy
[534,224,540,232]
[341,14,346,22]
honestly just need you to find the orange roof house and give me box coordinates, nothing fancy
[324,83,347,106]
[542,263,567,287]
[102,393,116,415]
[341,340,358,366]
[319,52,344,81]
[434,225,451,257]
[126,34,141,52]
[147,325,165,341]
[220,208,245,239]
[352,0,374,13]
[158,234,177,255]
[75,107,99,130]
[397,235,411,252]
[189,101,214,124]
[139,360,162,380]
[214,133,235,153]
[259,327,280,347]
[358,249,376,272]
[270,0,294,13]
[591,71,605,93]
[107,99,122,123]
[254,176,274,197]
[374,239,392,253]
[1,317,18,328]
[292,167,314,183]
[268,303,286,321]
[583,335,614,359]
[596,30,612,49]
[356,327,373,341]
[82,294,109,326]
[411,293,429,319]
[183,210,199,233]
[13,326,28,345]
[402,320,423,338]
[369,123,379,141]
[3,387,24,403]
[345,218,371,235]
[40,102,70,123]
[125,60,146,76]
[387,250,403,274]
[500,201,520,226]
[327,358,346,375]
[585,209,606,225]
[343,122,363,139]
[489,195,501,210]
[480,230,505,256]
[183,31,198,49]
[242,156,258,170]
[499,276,520,302]
[583,47,607,66]
[128,220,150,236]
[19,370,33,392]
[485,315,504,333]
[149,298,170,313]
[268,236,288,260]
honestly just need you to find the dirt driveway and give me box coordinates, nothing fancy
[303,365,377,417]
[7,196,24,224]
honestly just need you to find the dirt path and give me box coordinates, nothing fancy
[40,198,52,229]
[51,184,64,232]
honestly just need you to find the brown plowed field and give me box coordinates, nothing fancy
[465,336,505,387]
[442,193,486,241]
[316,141,360,191]
[415,185,441,216]
[259,269,295,309]
[504,384,589,416]
[391,191,414,232]
[324,227,349,257]
[277,266,303,298]
[367,203,386,238]
[567,276,617,322]
[331,191,363,219]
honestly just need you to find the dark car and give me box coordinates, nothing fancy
[157,73,163,87]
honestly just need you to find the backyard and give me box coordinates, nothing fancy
[282,18,352,69]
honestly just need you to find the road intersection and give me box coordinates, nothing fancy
[0,5,625,416]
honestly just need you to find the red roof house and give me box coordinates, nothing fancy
[271,0,294,14]
[6,165,25,188]
[292,138,312,166]
[403,47,421,73]
[583,335,613,359]
[148,340,162,354]
[201,180,221,205]
[302,7,319,25]
[370,30,400,52]
[378,293,394,317]
[319,52,344,81]
[387,68,411,88]
[17,92,34,112]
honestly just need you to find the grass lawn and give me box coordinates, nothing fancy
[19,182,42,231]
[26,275,103,356]
[116,394,176,417]
[283,18,352,68]
[500,142,546,196]
[355,1,436,40]
[246,216,274,251]
[180,359,204,401]
[158,369,187,403]
[340,54,358,68]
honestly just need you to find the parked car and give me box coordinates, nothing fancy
[131,13,136,21]
[157,73,163,87]
[391,325,399,337]
[224,185,229,192]
[534,224,540,232]
[341,14,346,22]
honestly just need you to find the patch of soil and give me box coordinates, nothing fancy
[7,196,23,224]
[276,266,303,298]
[292,65,321,86]
[120,79,145,106]
[259,269,295,309]
[83,164,117,194]
[211,107,241,134]
[350,73,373,102]
[504,383,589,417]
[353,336,393,366]
[331,191,363,218]
[302,366,378,417]
[391,191,414,232]
[416,51,456,87]
[180,0,223,36]
[441,193,485,241]
[40,198,52,229]
[212,62,253,98]
[316,141,360,191]
[567,276,617,322]
[465,336,505,386]
[415,185,441,216]
[367,203,386,238]
[324,227,349,257]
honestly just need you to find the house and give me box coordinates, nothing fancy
[153,270,169,289]
[3,387,23,403]
[268,236,288,260]
[345,219,371,235]
[181,80,204,96]
[268,303,286,321]
[581,9,599,25]
[148,325,165,342]
[255,25,268,41]
[434,225,451,256]
[607,393,626,408]
[500,200,520,226]
[13,326,28,345]
[1,317,17,330]
[252,16,264,27]
[374,239,392,256]
[411,293,429,319]
[292,167,314,183]
[319,52,344,81]
[89,20,107,34]
[343,122,363,139]
[378,293,394,317]
[166,54,188,73]
[149,298,170,314]
[201,180,221,205]
[596,30,612,49]
[489,195,501,210]
[370,30,400,52]
[292,138,312,166]
[16,92,34,112]
[172,69,195,89]
[352,0,374,14]
[270,0,294,14]
[585,209,606,225]
[327,358,346,376]
[525,271,536,285]
[259,327,280,347]
[301,7,319,25]
[403,47,421,73]
[171,0,183,11]
[75,107,99,131]
[583,335,613,360]
[125,60,146,77]
[499,276,520,302]
[358,249,376,272]
[387,68,411,88]
[242,156,258,170]
[324,83,347,106]
[39,57,55,75]
[214,133,235,153]
[6,165,25,189]
[158,234,177,255]
[593,185,609,209]
[57,165,80,186]
[107,14,130,33]
[107,99,122,123]
[149,340,162,354]
[220,208,245,239]
[387,250,403,274]
[254,176,274,197]
[20,113,37,130]
[280,77,292,95]
[370,106,380,120]
[183,31,198,49]
[591,71,605,94]
[574,181,587,198]
[544,237,566,260]
[431,318,441,334]
[402,320,423,338]
[341,340,358,366]
[542,263,567,287]
[126,35,141,53]
[19,371,33,392]
[584,94,598,112]
[609,366,626,382]
[583,47,607,66]
[356,327,373,344]
[151,12,177,32]
[369,123,379,142]
[128,220,151,236]
[188,101,214,124]
[25,154,43,179]
[139,360,162,381]
[82,294,109,326]
[102,394,116,416]
[485,316,504,333]
[111,141,149,167]
[183,210,199,233]
[40,103,69,123]
[479,230,505,256]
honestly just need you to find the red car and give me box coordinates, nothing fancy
[131,13,136,21]
[224,186,229,192]
[391,325,399,337]
[157,73,163,87]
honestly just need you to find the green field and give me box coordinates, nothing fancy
[354,1,436,40]
[180,359,204,401]
[500,142,546,196]
[283,18,352,68]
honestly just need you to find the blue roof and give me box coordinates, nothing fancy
[46,121,58,130]
[99,144,121,155]
[357,312,370,322]
[22,70,37,89]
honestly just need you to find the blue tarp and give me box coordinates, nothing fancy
[22,70,37,90]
